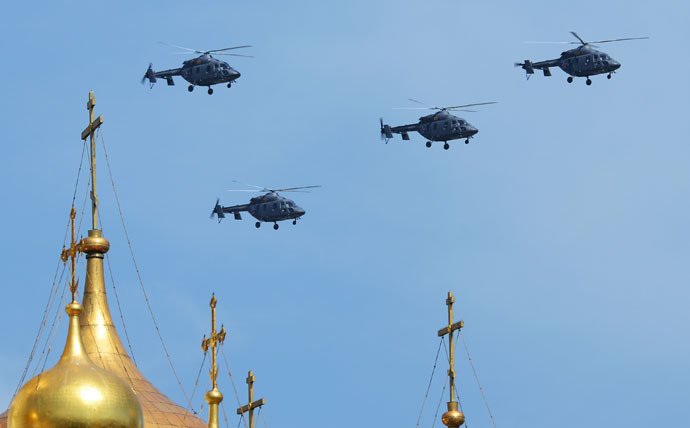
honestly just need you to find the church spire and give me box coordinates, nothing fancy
[438,291,466,428]
[80,91,104,230]
[202,295,226,428]
[72,92,207,428]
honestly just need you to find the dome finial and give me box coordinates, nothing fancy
[236,371,266,428]
[438,291,466,428]
[202,295,226,428]
[8,207,143,428]
[60,206,83,305]
[80,91,104,231]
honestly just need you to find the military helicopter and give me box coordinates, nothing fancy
[142,43,252,94]
[515,32,648,85]
[380,99,497,150]
[210,183,320,230]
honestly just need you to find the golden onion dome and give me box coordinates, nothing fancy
[7,301,143,428]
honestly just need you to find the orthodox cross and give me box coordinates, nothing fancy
[236,371,266,428]
[202,295,226,391]
[60,207,83,302]
[80,91,104,231]
[437,291,464,403]
[202,295,226,428]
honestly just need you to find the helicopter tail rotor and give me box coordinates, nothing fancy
[141,63,157,88]
[515,60,535,80]
[380,118,393,143]
[210,198,225,223]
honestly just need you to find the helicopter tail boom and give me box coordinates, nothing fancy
[141,64,182,88]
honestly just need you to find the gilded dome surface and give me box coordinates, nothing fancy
[8,302,143,428]
[79,234,206,428]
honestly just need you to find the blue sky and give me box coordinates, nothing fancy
[0,1,688,428]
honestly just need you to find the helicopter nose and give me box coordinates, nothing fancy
[468,126,478,136]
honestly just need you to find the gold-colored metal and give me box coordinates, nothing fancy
[1,93,207,428]
[74,92,205,428]
[438,291,465,428]
[202,295,226,428]
[60,207,83,301]
[78,216,206,428]
[81,91,103,231]
[236,371,266,428]
[8,292,143,428]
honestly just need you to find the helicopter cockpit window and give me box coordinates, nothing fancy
[272,203,277,211]
[206,65,211,72]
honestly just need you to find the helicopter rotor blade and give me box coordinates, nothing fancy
[570,31,587,45]
[587,36,649,44]
[444,102,498,109]
[232,180,265,190]
[272,185,321,192]
[158,41,203,53]
[407,98,430,107]
[213,53,255,58]
[210,198,220,219]
[205,45,253,53]
[446,109,478,113]
[524,41,573,44]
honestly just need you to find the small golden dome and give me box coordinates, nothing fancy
[80,229,110,254]
[8,302,143,428]
[441,401,465,428]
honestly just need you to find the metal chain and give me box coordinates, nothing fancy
[99,129,191,404]
[220,345,249,428]
[181,352,207,420]
[416,338,444,428]
[104,252,138,365]
[430,381,447,428]
[460,330,497,428]
[220,401,231,428]
[34,280,68,388]
[259,406,269,428]
[11,141,89,403]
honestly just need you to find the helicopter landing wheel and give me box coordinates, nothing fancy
[586,78,592,86]
[443,143,450,150]
[227,83,232,88]
[188,85,194,92]
[607,73,612,79]
[465,139,470,144]
[207,87,214,95]
[255,222,261,228]
[567,76,573,83]
[425,141,432,148]
[293,220,297,225]
[273,223,279,230]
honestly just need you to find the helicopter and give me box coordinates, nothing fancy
[142,43,252,94]
[515,32,648,85]
[380,99,497,150]
[210,183,320,230]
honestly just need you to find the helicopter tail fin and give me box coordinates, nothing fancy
[515,60,535,80]
[141,63,157,88]
[380,118,393,143]
[210,198,225,223]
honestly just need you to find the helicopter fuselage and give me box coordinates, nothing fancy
[247,192,306,222]
[520,46,621,80]
[143,54,241,90]
[213,192,306,225]
[179,54,241,87]
[382,110,478,145]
